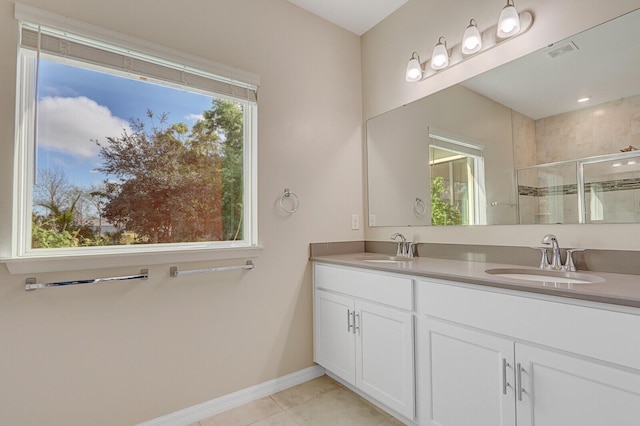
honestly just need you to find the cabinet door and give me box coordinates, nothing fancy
[421,318,516,426]
[314,290,356,385]
[516,343,640,426]
[356,300,415,420]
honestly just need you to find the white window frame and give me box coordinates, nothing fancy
[6,4,261,274]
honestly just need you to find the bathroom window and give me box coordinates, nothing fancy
[429,132,486,226]
[13,16,258,259]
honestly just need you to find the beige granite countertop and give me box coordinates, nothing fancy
[311,252,640,309]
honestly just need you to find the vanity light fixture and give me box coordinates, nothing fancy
[431,37,450,70]
[404,2,533,82]
[462,19,482,55]
[497,0,521,38]
[405,51,423,82]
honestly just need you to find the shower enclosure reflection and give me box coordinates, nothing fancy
[517,151,640,224]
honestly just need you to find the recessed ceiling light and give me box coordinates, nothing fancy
[577,97,591,103]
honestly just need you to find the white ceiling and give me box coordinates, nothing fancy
[287,0,408,35]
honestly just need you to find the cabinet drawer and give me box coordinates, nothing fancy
[417,279,640,370]
[314,263,412,310]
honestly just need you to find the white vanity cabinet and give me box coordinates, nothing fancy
[515,342,640,426]
[313,263,415,420]
[417,279,640,426]
[422,319,516,426]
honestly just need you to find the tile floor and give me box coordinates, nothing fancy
[189,375,406,426]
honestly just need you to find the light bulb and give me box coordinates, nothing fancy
[430,37,449,70]
[462,19,482,55]
[405,52,422,82]
[497,0,521,38]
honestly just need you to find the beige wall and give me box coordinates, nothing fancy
[0,1,363,425]
[363,0,640,250]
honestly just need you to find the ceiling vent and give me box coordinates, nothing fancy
[545,41,579,59]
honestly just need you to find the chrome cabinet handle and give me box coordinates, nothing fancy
[502,358,512,395]
[517,363,524,401]
[347,309,353,333]
[354,313,360,334]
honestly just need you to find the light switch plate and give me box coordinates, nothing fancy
[351,214,360,230]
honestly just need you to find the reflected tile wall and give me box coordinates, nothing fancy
[512,110,537,168]
[535,94,640,164]
[585,189,640,223]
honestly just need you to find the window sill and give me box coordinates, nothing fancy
[1,245,263,275]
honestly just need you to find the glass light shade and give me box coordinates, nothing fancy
[405,52,422,82]
[462,20,482,55]
[497,1,521,38]
[430,37,449,70]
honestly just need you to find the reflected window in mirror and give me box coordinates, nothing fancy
[429,135,486,226]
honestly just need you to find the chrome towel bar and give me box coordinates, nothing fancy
[25,269,149,291]
[170,260,254,277]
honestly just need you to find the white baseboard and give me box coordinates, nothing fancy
[137,365,326,426]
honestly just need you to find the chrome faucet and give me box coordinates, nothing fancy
[532,234,585,272]
[541,234,562,270]
[390,233,414,258]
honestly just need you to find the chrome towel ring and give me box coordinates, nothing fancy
[279,188,299,213]
[414,197,427,216]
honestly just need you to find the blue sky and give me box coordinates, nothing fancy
[37,59,214,187]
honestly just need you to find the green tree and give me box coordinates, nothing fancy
[200,99,245,240]
[33,167,80,231]
[431,176,462,226]
[32,167,93,248]
[32,218,80,248]
[96,108,232,244]
[99,113,192,243]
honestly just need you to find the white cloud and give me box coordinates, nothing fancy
[185,113,204,122]
[38,96,130,159]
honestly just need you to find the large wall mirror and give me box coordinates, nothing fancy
[367,8,640,227]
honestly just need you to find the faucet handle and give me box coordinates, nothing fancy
[563,249,585,272]
[529,246,550,269]
[407,242,416,258]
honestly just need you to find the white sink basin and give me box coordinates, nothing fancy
[485,268,604,285]
[356,255,414,264]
